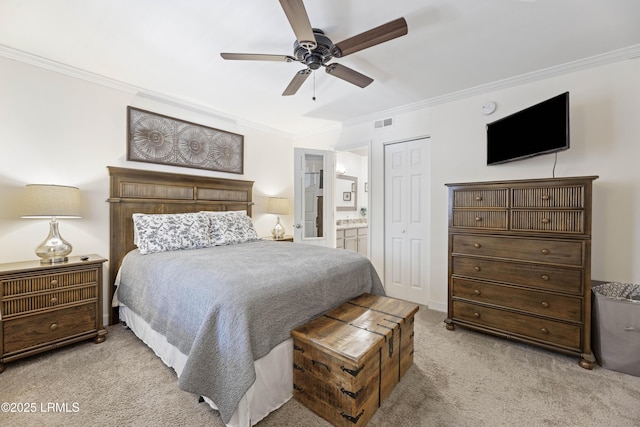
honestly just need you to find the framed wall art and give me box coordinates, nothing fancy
[127,106,244,174]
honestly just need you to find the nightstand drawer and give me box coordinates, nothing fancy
[2,285,98,317]
[2,267,99,297]
[3,303,97,354]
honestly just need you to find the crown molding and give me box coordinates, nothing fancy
[0,44,293,139]
[3,43,639,137]
[344,44,640,128]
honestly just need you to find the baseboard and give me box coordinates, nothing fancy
[427,301,447,313]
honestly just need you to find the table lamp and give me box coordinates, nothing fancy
[22,184,81,263]
[266,197,289,240]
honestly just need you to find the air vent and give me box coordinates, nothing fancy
[374,118,393,129]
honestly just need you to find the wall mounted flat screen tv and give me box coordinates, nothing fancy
[487,92,569,165]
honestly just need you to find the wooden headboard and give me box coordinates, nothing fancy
[107,166,254,324]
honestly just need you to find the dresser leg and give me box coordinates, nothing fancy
[94,329,108,344]
[0,363,5,374]
[579,353,596,370]
[444,319,455,331]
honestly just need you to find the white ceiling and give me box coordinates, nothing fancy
[1,0,640,135]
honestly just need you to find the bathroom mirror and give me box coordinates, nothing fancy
[336,175,357,211]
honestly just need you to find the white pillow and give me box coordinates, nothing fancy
[132,212,211,254]
[201,211,259,246]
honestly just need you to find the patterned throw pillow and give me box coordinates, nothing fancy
[132,213,211,254]
[202,211,259,246]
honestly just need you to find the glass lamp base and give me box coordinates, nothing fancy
[271,216,285,240]
[35,220,72,264]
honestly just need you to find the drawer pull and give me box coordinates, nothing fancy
[541,301,550,308]
[542,194,551,201]
[473,312,480,318]
[540,275,550,281]
[474,243,482,249]
[474,289,481,295]
[475,217,482,222]
[540,328,549,334]
[474,266,481,272]
[541,249,550,255]
[541,218,550,224]
[50,297,58,304]
[50,279,58,286]
[475,196,483,202]
[50,323,58,330]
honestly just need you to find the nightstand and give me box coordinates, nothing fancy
[0,254,107,373]
[263,235,294,242]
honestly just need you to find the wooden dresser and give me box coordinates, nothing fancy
[0,255,107,373]
[444,176,597,369]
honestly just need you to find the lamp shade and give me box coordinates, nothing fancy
[22,184,81,218]
[266,197,289,215]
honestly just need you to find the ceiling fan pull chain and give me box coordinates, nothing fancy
[312,72,316,101]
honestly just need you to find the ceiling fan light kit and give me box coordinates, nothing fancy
[220,0,408,96]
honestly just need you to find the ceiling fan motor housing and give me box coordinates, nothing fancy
[294,28,333,70]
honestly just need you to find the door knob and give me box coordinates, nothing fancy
[294,224,301,229]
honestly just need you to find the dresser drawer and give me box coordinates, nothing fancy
[451,210,508,230]
[452,188,508,208]
[511,210,584,234]
[2,285,98,317]
[451,234,584,266]
[1,267,99,297]
[452,256,583,294]
[452,278,582,322]
[3,303,97,354]
[512,185,584,208]
[452,301,581,350]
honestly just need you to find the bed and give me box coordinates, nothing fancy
[107,166,385,427]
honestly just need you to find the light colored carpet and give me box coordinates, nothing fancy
[2,306,639,426]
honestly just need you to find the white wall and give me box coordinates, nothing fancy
[299,58,640,311]
[0,55,295,325]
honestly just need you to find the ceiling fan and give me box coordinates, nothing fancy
[220,0,408,96]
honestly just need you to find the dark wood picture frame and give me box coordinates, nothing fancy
[127,106,244,174]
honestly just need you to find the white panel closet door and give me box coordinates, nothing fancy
[384,138,430,304]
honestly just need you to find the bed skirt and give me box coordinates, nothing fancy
[118,305,293,427]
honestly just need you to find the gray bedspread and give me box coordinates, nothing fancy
[116,240,385,423]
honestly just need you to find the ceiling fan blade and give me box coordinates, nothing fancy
[279,0,317,50]
[282,69,312,96]
[331,17,408,58]
[325,63,373,88]
[220,53,296,62]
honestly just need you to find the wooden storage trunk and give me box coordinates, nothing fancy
[292,294,418,426]
[348,294,419,380]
